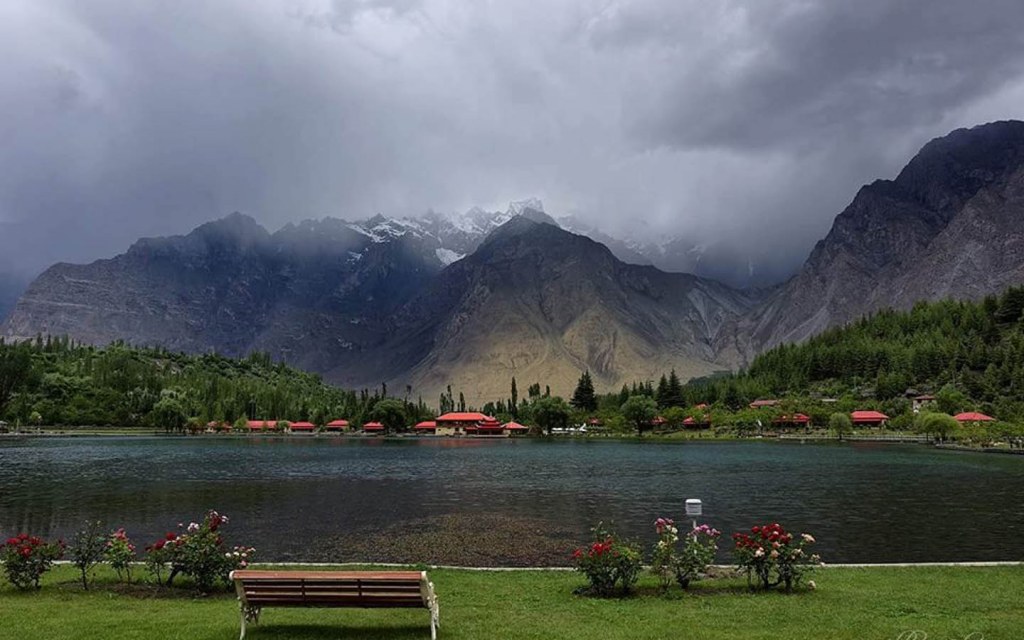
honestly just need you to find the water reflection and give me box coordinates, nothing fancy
[1,437,1022,564]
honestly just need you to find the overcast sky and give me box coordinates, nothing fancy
[2,0,1024,280]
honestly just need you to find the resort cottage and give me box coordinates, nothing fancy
[324,420,349,432]
[772,413,811,429]
[362,421,385,434]
[954,412,995,424]
[435,412,490,436]
[289,421,316,433]
[851,410,889,427]
[413,420,438,434]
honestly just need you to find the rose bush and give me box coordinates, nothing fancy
[151,510,254,592]
[571,523,642,596]
[732,522,821,591]
[650,518,720,592]
[105,528,136,583]
[2,534,64,590]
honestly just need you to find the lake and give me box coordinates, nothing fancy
[1,437,1022,565]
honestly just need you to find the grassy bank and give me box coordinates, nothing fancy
[1,565,1021,639]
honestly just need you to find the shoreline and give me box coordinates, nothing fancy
[5,430,1023,455]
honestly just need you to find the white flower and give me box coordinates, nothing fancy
[754,548,765,558]
[187,522,200,533]
[801,533,815,544]
[807,580,817,590]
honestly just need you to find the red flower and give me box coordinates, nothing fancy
[5,538,18,546]
[17,533,28,541]
[154,540,166,550]
[165,532,176,541]
[20,546,32,557]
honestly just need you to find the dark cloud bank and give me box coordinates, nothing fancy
[2,0,1024,289]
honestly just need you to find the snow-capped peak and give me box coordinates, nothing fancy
[507,198,544,216]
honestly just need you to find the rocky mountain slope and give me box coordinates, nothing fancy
[6,120,1024,401]
[748,120,1024,348]
[341,218,761,402]
[3,210,760,400]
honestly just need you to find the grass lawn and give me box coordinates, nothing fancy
[0,565,1021,640]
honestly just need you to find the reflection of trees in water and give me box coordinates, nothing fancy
[2,439,1023,563]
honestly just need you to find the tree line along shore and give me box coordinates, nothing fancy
[4,287,1024,448]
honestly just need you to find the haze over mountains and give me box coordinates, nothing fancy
[5,121,1024,402]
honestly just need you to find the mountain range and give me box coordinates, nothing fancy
[5,120,1024,403]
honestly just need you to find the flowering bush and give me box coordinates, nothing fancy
[144,533,175,585]
[2,534,64,590]
[650,518,720,592]
[571,523,642,596]
[105,528,136,583]
[732,523,821,591]
[676,523,721,589]
[158,510,254,592]
[650,517,680,591]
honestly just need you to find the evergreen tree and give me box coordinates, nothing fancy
[570,370,597,412]
[655,375,669,409]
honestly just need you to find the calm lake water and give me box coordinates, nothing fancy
[1,437,1022,565]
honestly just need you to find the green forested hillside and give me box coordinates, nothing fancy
[0,337,423,429]
[680,287,1024,422]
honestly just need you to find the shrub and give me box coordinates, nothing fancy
[69,520,107,590]
[732,522,821,591]
[144,533,175,585]
[571,523,642,596]
[650,518,720,592]
[105,528,136,583]
[675,524,721,589]
[162,510,254,592]
[2,534,64,590]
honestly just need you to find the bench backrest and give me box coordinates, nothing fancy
[231,570,430,609]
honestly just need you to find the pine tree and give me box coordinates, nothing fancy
[570,370,597,412]
[655,374,669,408]
[665,369,685,408]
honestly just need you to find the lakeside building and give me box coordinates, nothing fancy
[435,412,490,436]
[772,413,811,428]
[362,421,385,434]
[683,416,712,429]
[749,399,780,409]
[413,420,438,434]
[954,412,995,424]
[851,410,889,427]
[289,421,315,432]
[324,420,349,432]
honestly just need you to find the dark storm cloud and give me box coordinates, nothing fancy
[1,0,1023,282]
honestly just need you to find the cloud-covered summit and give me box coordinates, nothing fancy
[2,0,1023,281]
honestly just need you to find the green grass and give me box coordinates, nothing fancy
[1,565,1021,640]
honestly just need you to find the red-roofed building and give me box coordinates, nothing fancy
[851,410,889,427]
[414,420,438,434]
[207,421,231,432]
[362,421,385,433]
[476,417,504,436]
[505,421,530,436]
[436,412,489,436]
[772,413,811,428]
[290,421,316,432]
[651,416,668,428]
[246,420,271,431]
[683,416,711,429]
[954,412,995,423]
[912,395,936,412]
[750,399,780,409]
[324,419,350,432]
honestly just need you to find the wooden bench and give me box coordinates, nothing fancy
[230,569,439,640]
